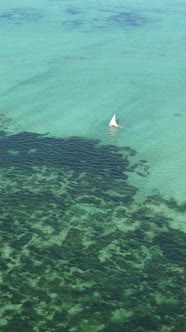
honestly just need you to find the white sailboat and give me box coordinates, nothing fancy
[109,114,122,128]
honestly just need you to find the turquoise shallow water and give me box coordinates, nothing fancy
[0,0,186,331]
[1,0,186,201]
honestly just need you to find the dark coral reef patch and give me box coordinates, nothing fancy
[61,3,149,32]
[108,11,148,28]
[0,8,42,25]
[0,131,185,331]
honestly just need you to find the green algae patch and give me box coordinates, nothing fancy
[0,131,185,332]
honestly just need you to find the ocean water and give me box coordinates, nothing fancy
[0,0,186,331]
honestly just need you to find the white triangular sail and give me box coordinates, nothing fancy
[109,114,118,127]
